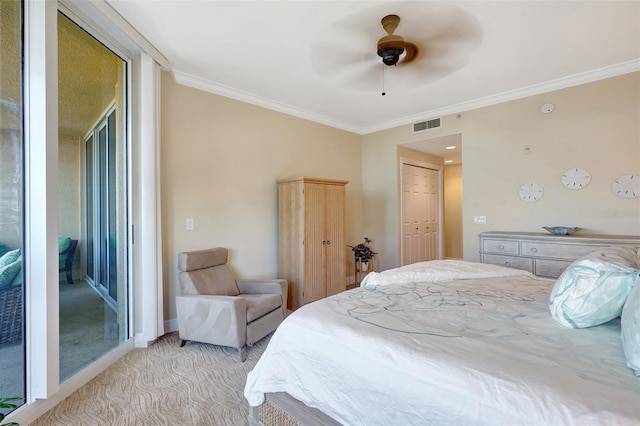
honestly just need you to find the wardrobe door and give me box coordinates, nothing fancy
[325,184,346,297]
[303,183,327,304]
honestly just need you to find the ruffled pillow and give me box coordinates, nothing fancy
[622,282,640,375]
[0,258,21,288]
[549,246,639,328]
[0,249,21,268]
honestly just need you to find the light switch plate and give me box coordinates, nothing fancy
[473,216,487,224]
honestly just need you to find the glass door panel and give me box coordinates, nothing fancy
[58,12,127,381]
[107,110,118,302]
[0,0,25,415]
[85,134,94,281]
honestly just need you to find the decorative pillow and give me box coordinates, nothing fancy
[549,246,640,328]
[59,237,72,265]
[59,237,71,253]
[0,249,21,269]
[0,258,21,289]
[622,282,640,376]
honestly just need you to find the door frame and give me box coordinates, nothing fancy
[398,157,444,265]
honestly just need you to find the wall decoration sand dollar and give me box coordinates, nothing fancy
[518,182,544,203]
[611,174,640,199]
[561,167,591,190]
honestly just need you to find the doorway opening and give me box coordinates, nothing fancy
[400,133,463,262]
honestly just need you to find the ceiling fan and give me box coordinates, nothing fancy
[376,14,417,67]
[309,4,483,92]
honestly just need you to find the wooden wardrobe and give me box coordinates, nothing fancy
[277,177,348,310]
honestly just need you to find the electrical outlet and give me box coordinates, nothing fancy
[473,216,487,224]
[186,218,194,230]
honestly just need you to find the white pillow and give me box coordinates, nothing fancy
[549,246,640,328]
[622,282,640,376]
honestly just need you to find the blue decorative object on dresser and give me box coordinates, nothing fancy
[542,226,581,235]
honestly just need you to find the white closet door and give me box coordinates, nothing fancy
[401,163,439,266]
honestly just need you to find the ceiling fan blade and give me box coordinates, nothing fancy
[400,41,419,65]
[310,42,378,83]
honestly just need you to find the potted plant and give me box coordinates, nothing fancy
[0,397,21,426]
[348,237,377,271]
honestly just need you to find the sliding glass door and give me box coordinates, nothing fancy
[58,11,128,381]
[85,107,119,307]
[0,0,25,416]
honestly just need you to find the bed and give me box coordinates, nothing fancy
[244,260,640,425]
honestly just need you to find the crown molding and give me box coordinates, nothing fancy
[174,59,640,136]
[60,0,170,69]
[172,70,362,134]
[361,59,640,134]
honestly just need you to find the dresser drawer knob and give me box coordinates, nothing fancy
[498,244,504,250]
[530,247,538,253]
[505,261,511,267]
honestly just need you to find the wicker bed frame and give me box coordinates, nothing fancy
[0,285,22,344]
[249,392,340,426]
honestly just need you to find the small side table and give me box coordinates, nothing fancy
[355,258,374,286]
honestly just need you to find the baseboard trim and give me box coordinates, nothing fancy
[164,318,179,333]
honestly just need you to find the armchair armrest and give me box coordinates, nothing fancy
[237,279,286,295]
[176,294,247,348]
[237,279,288,315]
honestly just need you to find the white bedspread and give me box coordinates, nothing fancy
[360,259,532,288]
[244,268,640,425]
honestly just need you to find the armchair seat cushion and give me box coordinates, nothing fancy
[241,294,283,323]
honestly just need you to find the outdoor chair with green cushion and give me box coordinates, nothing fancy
[176,247,288,361]
[58,238,78,284]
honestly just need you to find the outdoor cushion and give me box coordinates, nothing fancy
[0,259,21,288]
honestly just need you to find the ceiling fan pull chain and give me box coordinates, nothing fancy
[381,64,386,96]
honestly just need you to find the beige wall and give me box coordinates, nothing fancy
[363,72,640,266]
[161,71,639,322]
[58,134,81,241]
[460,72,640,260]
[444,164,463,259]
[161,72,364,321]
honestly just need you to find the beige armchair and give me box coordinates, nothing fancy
[176,247,287,361]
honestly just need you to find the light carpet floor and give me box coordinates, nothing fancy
[59,280,119,380]
[31,332,270,426]
[1,280,118,404]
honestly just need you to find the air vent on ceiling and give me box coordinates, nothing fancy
[412,118,441,133]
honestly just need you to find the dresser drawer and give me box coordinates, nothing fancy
[534,259,573,279]
[482,240,519,255]
[520,242,606,260]
[483,254,533,273]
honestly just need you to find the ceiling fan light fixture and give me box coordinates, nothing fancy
[377,34,405,66]
[378,47,404,66]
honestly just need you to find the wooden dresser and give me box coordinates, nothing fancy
[479,231,640,279]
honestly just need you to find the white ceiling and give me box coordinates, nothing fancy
[106,0,640,156]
